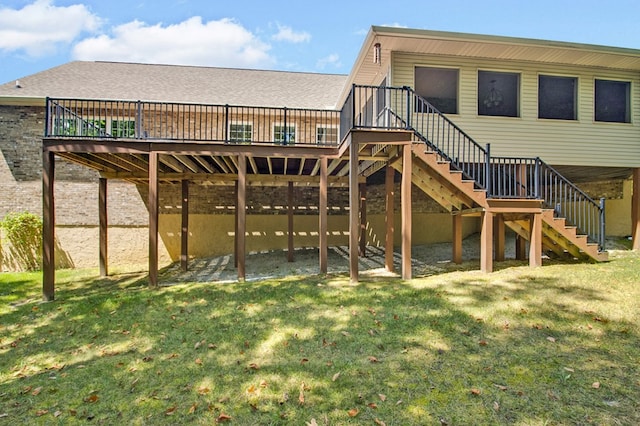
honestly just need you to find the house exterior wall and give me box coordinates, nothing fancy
[391,52,640,168]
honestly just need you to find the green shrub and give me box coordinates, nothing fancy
[0,211,42,271]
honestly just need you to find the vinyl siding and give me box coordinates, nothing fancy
[391,51,640,167]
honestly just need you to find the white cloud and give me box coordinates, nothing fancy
[316,53,342,70]
[381,22,408,28]
[72,17,274,68]
[0,0,101,56]
[272,24,310,43]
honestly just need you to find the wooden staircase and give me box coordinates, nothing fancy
[390,144,608,263]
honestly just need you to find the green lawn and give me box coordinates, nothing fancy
[1,252,639,425]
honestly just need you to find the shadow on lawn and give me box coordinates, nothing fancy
[0,263,638,425]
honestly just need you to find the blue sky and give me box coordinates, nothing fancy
[1,0,639,84]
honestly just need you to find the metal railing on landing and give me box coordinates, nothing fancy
[340,84,605,251]
[45,98,342,146]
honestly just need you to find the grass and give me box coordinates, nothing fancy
[1,251,639,425]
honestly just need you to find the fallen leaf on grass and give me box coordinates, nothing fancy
[546,336,556,343]
[479,340,488,346]
[470,388,481,395]
[35,409,48,417]
[188,403,197,414]
[53,410,62,417]
[493,401,500,411]
[249,363,260,370]
[299,382,306,405]
[332,372,340,382]
[493,384,508,391]
[216,412,232,422]
[84,394,99,403]
[378,393,387,401]
[374,419,386,426]
[300,358,309,365]
[197,386,210,395]
[341,331,350,337]
[31,387,42,396]
[368,356,379,363]
[368,402,378,409]
[165,406,177,416]
[347,408,359,417]
[592,382,601,389]
[247,384,257,394]
[306,419,318,426]
[259,380,268,388]
[195,358,203,365]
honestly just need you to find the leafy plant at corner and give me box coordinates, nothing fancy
[0,211,42,271]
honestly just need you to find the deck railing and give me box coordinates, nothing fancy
[45,98,342,146]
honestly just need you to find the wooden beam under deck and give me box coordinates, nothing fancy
[319,157,328,273]
[42,150,55,301]
[99,178,108,277]
[148,152,159,288]
[181,180,189,272]
[401,143,412,280]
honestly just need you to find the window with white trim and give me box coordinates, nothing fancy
[478,70,520,117]
[229,122,253,142]
[415,67,459,114]
[316,126,338,145]
[111,119,136,137]
[595,79,631,123]
[538,75,577,120]
[273,124,296,144]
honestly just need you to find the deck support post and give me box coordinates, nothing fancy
[401,143,412,280]
[515,235,527,260]
[385,165,395,272]
[349,138,359,283]
[181,179,189,271]
[234,181,238,268]
[42,150,55,301]
[288,181,294,262]
[529,213,543,267]
[452,213,463,264]
[494,214,505,262]
[633,168,640,250]
[480,210,494,273]
[99,178,108,277]
[237,154,246,281]
[319,157,328,273]
[359,183,367,256]
[148,152,159,288]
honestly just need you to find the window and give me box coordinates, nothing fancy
[595,79,631,123]
[273,124,296,144]
[538,75,577,120]
[415,67,458,113]
[229,122,252,142]
[83,119,107,137]
[53,118,78,136]
[478,70,520,117]
[316,126,338,145]
[111,120,136,138]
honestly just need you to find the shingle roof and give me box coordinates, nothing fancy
[0,61,348,109]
